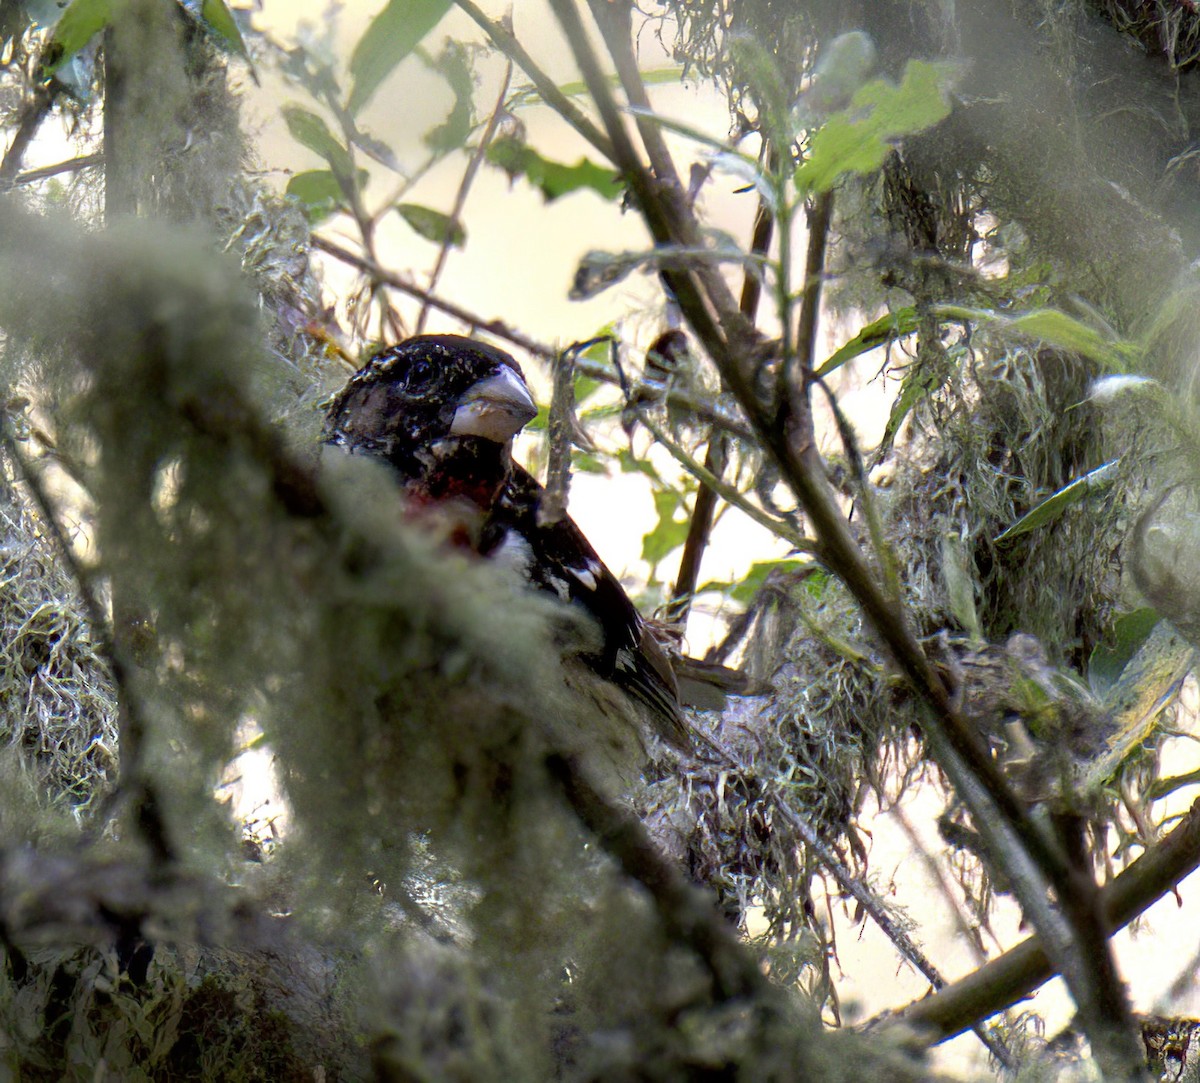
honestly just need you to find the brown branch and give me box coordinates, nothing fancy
[768,795,1012,1068]
[668,153,777,624]
[13,152,104,187]
[0,83,55,188]
[892,797,1200,1046]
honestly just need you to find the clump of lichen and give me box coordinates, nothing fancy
[887,342,1122,668]
[0,470,116,813]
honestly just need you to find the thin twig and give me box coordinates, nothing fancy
[668,144,777,624]
[635,409,815,553]
[586,0,683,194]
[0,83,55,188]
[539,342,576,528]
[768,793,1013,1068]
[13,152,105,187]
[453,0,615,162]
[417,60,512,334]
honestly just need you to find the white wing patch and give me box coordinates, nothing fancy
[569,563,599,591]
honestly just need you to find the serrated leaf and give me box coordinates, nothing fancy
[347,0,451,116]
[816,306,918,377]
[286,168,367,222]
[936,304,1139,371]
[995,459,1121,544]
[1088,608,1160,698]
[487,135,621,202]
[395,203,466,247]
[200,0,250,62]
[43,0,109,76]
[795,60,957,194]
[641,490,689,566]
[282,104,353,178]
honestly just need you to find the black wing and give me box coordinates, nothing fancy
[483,464,689,751]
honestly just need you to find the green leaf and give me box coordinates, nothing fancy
[796,60,957,193]
[200,0,250,62]
[347,0,452,116]
[941,535,981,641]
[395,203,466,247]
[286,169,367,222]
[700,564,811,605]
[616,447,661,480]
[282,105,354,178]
[570,450,609,474]
[43,0,109,76]
[1088,608,1160,698]
[878,358,941,460]
[641,490,689,566]
[487,135,621,202]
[815,307,918,377]
[995,459,1121,545]
[573,373,603,405]
[423,42,473,154]
[530,66,683,104]
[936,304,1139,371]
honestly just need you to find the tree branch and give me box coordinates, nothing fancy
[892,797,1200,1045]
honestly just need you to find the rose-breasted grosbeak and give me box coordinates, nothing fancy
[323,335,691,758]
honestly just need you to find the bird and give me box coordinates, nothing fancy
[322,334,692,761]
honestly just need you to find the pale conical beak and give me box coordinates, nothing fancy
[449,366,538,442]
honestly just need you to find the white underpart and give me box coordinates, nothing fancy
[491,529,535,581]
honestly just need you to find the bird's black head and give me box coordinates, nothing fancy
[323,335,538,479]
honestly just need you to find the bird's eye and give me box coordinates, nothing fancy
[405,358,436,391]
